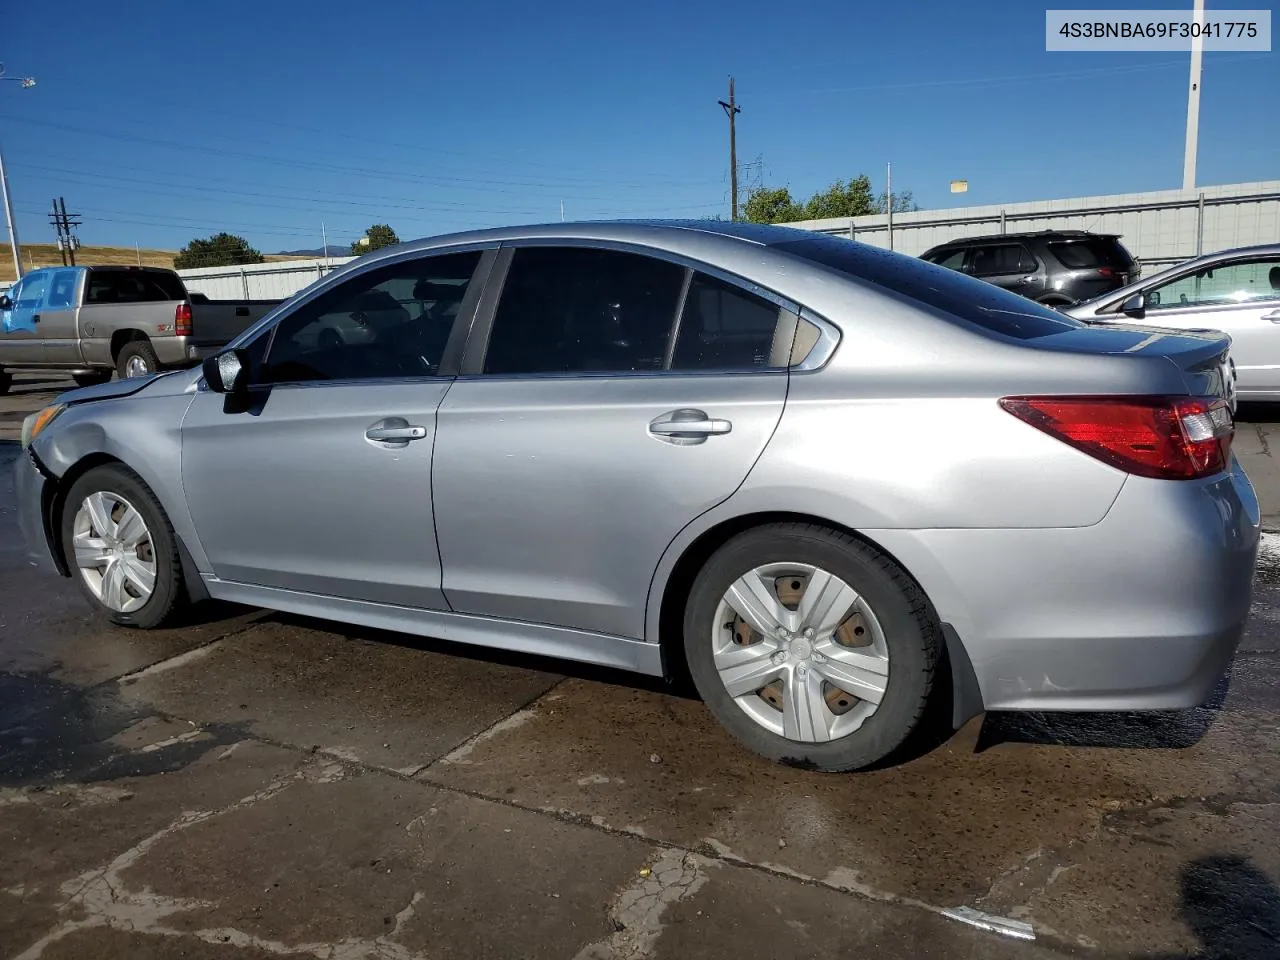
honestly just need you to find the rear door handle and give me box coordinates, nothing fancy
[366,417,427,447]
[1264,309,1280,323]
[649,409,733,445]
[32,313,40,324]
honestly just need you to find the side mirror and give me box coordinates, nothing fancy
[202,348,249,394]
[1120,293,1145,317]
[0,295,11,311]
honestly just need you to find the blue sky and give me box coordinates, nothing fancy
[1,0,1276,253]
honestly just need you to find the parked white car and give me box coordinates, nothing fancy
[1065,244,1280,402]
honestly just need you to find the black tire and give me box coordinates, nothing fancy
[60,464,187,629]
[72,371,112,388]
[116,340,160,379]
[682,523,940,773]
[0,370,10,395]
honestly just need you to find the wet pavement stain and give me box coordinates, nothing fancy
[0,670,243,788]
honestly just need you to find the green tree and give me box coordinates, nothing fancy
[173,233,265,269]
[803,176,877,220]
[352,224,400,255]
[742,175,919,224]
[874,190,918,214]
[742,186,804,224]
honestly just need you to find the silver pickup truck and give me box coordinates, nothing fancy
[0,265,280,392]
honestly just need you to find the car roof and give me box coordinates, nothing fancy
[357,219,826,259]
[925,230,1119,249]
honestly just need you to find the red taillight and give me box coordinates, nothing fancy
[1096,266,1117,279]
[174,302,193,336]
[999,395,1233,480]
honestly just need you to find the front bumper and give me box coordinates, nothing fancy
[873,457,1260,712]
[13,448,60,574]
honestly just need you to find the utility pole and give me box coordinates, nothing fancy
[0,145,21,279]
[49,197,81,266]
[50,199,66,266]
[1182,0,1205,190]
[718,77,741,220]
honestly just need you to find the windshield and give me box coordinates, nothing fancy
[772,234,1085,339]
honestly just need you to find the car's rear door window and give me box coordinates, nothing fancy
[969,244,1036,277]
[925,248,966,271]
[670,272,788,370]
[482,247,685,375]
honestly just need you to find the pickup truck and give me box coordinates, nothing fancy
[0,265,280,393]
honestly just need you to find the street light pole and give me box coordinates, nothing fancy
[0,146,20,279]
[1182,0,1205,190]
[0,65,36,280]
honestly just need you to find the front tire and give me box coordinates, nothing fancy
[60,464,187,629]
[683,523,940,772]
[117,341,160,379]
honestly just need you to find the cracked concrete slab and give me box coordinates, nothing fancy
[424,676,1280,897]
[117,617,562,774]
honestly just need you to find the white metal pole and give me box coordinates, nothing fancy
[0,142,23,279]
[1182,0,1205,190]
[886,161,894,251]
[135,242,141,266]
[321,221,330,268]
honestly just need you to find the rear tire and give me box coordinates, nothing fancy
[72,372,112,388]
[682,523,940,772]
[0,370,10,395]
[116,341,160,379]
[60,464,187,629]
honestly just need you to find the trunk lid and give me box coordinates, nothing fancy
[1033,321,1236,410]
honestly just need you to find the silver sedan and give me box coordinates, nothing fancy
[1064,243,1280,402]
[14,221,1258,772]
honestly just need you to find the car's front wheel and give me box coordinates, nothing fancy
[60,464,187,628]
[683,523,940,772]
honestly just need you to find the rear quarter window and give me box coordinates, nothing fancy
[1046,238,1134,270]
[774,234,1084,340]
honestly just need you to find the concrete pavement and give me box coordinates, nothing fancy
[3,378,1280,958]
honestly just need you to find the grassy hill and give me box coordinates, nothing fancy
[1,244,311,283]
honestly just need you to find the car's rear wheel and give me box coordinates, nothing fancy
[60,464,187,629]
[117,341,160,379]
[683,523,939,772]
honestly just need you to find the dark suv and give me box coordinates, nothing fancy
[919,231,1138,306]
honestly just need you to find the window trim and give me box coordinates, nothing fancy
[459,239,802,380]
[220,247,498,392]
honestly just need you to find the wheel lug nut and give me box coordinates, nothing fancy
[773,651,787,664]
[804,628,815,639]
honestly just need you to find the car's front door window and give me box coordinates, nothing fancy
[262,251,483,383]
[1145,257,1280,311]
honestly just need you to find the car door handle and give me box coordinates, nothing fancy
[32,313,40,324]
[365,418,427,446]
[1264,310,1280,323]
[649,409,732,445]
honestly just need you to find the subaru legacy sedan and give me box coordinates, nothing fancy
[14,221,1258,772]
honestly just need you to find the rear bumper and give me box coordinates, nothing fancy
[873,457,1259,711]
[152,336,209,367]
[13,448,60,574]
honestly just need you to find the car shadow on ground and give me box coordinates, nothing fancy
[974,670,1230,753]
[1133,855,1280,960]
